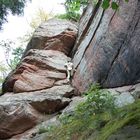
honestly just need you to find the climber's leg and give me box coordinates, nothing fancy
[67,69,70,81]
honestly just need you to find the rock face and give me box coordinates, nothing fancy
[0,19,77,139]
[1,1,140,138]
[23,18,77,56]
[0,85,74,139]
[0,102,40,139]
[72,0,140,93]
[3,49,69,93]
[2,18,78,94]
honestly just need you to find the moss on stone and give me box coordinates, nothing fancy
[96,100,140,140]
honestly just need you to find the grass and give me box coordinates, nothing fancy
[96,100,140,140]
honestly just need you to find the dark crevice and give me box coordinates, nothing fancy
[71,5,94,57]
[108,10,116,26]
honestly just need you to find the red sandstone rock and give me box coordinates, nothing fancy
[0,102,41,139]
[0,85,73,139]
[23,18,78,56]
[3,50,69,93]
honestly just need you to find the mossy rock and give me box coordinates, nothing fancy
[96,100,140,140]
[108,125,140,140]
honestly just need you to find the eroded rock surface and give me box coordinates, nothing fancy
[0,19,77,139]
[23,18,77,56]
[0,85,74,139]
[3,19,78,94]
[3,50,70,93]
[72,0,140,93]
[0,102,40,139]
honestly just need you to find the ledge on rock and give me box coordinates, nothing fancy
[0,85,74,139]
[2,50,71,93]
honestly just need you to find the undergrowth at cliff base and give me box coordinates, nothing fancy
[38,84,140,140]
[38,84,118,139]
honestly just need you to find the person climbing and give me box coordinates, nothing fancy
[64,59,74,82]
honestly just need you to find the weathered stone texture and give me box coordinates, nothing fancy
[23,18,77,56]
[0,85,74,139]
[0,19,77,139]
[72,0,140,93]
[3,50,71,93]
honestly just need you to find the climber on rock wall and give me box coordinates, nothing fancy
[65,58,74,82]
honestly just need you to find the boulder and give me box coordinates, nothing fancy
[23,18,78,56]
[72,0,140,93]
[114,92,135,108]
[2,50,70,93]
[0,102,41,139]
[61,96,86,115]
[9,115,60,140]
[2,18,78,94]
[131,83,140,99]
[0,18,78,139]
[0,85,74,139]
[107,83,140,107]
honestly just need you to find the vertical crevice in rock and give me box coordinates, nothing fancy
[72,3,104,70]
[72,0,140,93]
[71,1,102,57]
[102,1,140,87]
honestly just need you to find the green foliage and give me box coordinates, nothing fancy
[101,0,129,10]
[44,84,117,140]
[0,63,9,94]
[60,0,129,21]
[0,39,24,70]
[9,47,24,69]
[76,84,116,116]
[65,0,88,12]
[0,0,30,29]
[0,40,24,93]
[38,125,54,134]
[102,0,110,9]
[57,0,129,21]
[111,2,119,10]
[44,93,140,140]
[56,13,81,22]
[58,0,88,21]
[102,0,120,10]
